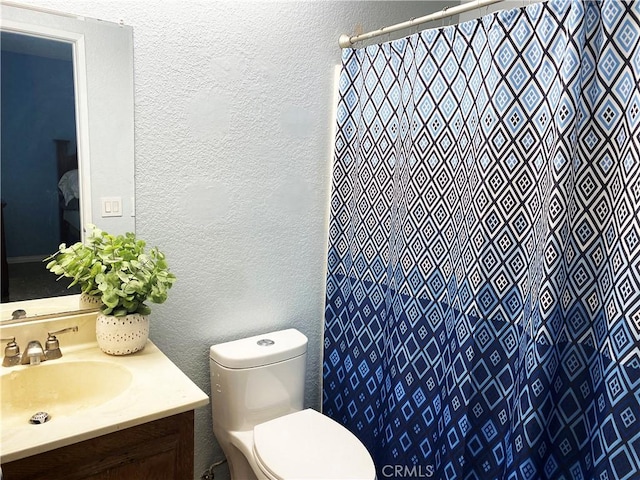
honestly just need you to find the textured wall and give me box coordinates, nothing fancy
[458,0,542,22]
[14,1,456,478]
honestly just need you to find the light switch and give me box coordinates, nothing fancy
[101,197,122,217]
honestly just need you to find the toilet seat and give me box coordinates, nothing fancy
[252,409,375,480]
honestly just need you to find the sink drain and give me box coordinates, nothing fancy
[29,411,50,424]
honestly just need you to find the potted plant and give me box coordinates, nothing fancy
[45,225,176,355]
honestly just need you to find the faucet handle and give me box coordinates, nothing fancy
[45,326,79,360]
[48,326,79,337]
[1,337,21,367]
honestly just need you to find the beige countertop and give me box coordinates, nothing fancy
[0,318,209,463]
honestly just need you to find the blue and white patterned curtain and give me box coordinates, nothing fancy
[323,1,640,479]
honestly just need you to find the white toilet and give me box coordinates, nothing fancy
[209,328,376,480]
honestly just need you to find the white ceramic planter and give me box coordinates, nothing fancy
[79,293,102,309]
[96,313,149,355]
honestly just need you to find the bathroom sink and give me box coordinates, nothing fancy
[1,361,132,426]
[0,337,208,464]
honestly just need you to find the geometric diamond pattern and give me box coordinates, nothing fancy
[323,1,640,478]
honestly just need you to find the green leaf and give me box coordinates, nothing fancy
[44,226,176,316]
[138,304,151,315]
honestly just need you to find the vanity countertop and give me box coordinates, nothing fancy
[0,339,209,463]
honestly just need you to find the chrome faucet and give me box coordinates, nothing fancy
[44,326,79,360]
[1,325,79,367]
[22,340,46,365]
[1,337,21,367]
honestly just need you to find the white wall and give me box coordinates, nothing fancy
[12,1,457,478]
[458,0,545,22]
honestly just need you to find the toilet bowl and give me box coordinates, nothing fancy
[209,329,375,480]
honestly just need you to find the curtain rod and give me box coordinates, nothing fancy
[339,0,505,48]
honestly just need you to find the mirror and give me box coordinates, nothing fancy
[2,32,80,302]
[0,2,135,322]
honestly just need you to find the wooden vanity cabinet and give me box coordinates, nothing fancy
[2,410,194,480]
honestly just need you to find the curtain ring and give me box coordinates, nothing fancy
[441,6,449,27]
[410,17,418,35]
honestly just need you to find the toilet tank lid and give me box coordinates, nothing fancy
[209,328,308,369]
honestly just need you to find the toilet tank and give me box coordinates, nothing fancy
[209,329,307,432]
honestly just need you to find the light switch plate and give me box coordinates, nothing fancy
[101,196,123,217]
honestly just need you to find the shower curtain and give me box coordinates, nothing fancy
[323,1,640,479]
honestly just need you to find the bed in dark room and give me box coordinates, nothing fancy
[55,139,80,246]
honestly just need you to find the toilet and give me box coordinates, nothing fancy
[209,328,375,480]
